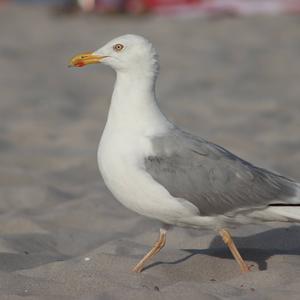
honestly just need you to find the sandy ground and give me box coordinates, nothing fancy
[0,3,300,299]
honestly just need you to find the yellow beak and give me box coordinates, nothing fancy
[68,52,106,68]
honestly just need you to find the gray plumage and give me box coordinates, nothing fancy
[145,128,298,217]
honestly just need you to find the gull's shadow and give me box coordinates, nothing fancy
[143,226,300,271]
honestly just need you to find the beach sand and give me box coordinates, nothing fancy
[0,3,300,299]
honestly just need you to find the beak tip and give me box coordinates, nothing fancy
[68,52,103,68]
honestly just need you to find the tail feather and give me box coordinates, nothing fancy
[267,206,300,222]
[265,183,300,222]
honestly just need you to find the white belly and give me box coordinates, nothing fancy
[97,130,199,224]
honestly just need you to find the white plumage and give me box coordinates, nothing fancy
[70,34,300,273]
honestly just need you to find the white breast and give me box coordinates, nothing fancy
[97,129,199,224]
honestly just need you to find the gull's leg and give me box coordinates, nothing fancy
[132,228,167,273]
[219,228,250,273]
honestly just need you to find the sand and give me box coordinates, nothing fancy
[0,3,300,299]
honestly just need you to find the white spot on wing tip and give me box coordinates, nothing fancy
[289,185,300,204]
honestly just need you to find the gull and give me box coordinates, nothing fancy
[69,34,300,273]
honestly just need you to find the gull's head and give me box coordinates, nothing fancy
[69,34,159,74]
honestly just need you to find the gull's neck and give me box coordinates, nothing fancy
[105,69,172,136]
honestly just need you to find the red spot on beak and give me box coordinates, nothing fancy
[75,61,85,67]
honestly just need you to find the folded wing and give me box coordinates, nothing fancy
[145,129,298,216]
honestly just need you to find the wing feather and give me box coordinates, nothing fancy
[145,129,298,216]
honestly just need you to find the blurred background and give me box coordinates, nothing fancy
[0,0,300,298]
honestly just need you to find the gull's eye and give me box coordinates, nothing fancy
[113,44,124,52]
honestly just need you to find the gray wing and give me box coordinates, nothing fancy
[145,128,298,216]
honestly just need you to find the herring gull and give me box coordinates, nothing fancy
[69,34,300,273]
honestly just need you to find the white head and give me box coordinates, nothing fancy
[69,34,159,76]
